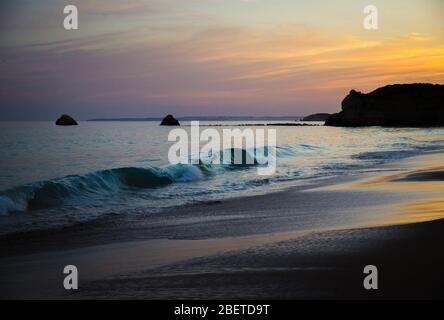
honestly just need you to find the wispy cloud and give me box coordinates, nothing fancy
[0,0,443,119]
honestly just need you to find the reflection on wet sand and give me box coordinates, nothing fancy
[358,154,444,225]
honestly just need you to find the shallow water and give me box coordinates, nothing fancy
[0,121,443,235]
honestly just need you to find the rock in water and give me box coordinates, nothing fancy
[160,114,180,126]
[325,84,444,127]
[302,113,331,121]
[56,114,78,126]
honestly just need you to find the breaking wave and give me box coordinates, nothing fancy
[0,165,204,214]
[0,146,276,215]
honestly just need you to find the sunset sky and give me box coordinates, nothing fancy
[1,0,443,120]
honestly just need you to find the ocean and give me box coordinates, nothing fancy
[1,121,443,235]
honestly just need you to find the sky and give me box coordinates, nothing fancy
[0,0,443,120]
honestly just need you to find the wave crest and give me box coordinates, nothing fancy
[0,164,204,214]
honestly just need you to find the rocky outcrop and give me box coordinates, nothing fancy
[55,114,78,126]
[302,113,330,121]
[325,84,444,127]
[160,114,180,126]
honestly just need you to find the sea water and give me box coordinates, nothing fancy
[0,121,443,235]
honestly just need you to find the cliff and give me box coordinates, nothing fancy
[325,84,444,127]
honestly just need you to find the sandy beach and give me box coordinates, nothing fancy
[1,152,444,299]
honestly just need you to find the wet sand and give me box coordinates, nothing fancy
[1,153,444,299]
[80,219,444,299]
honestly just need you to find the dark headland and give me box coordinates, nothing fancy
[302,113,330,121]
[326,83,444,127]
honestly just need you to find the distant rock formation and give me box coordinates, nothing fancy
[160,114,180,126]
[302,113,331,121]
[55,114,78,126]
[325,84,444,127]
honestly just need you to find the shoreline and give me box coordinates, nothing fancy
[1,151,444,299]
